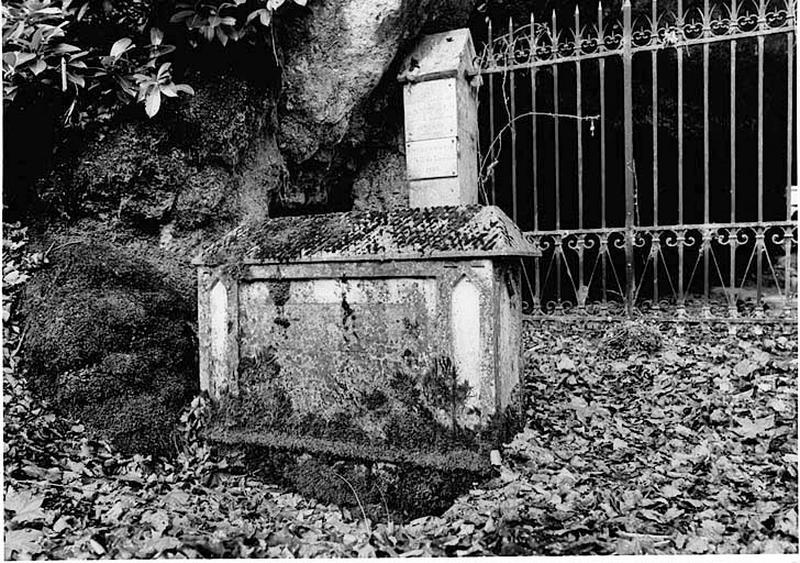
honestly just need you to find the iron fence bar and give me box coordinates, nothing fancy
[488,19,496,205]
[530,13,542,312]
[786,29,795,312]
[788,30,795,222]
[553,9,562,308]
[757,26,765,311]
[523,314,797,324]
[553,10,561,232]
[730,27,737,317]
[703,0,711,314]
[623,0,635,316]
[599,1,608,308]
[509,18,519,223]
[531,12,539,233]
[677,0,685,312]
[652,0,659,304]
[575,5,585,307]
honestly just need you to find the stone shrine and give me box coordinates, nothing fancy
[194,28,536,473]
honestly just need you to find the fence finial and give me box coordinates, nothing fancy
[597,1,604,36]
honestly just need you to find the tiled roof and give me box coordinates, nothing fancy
[195,205,537,265]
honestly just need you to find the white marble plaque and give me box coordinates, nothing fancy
[406,137,458,180]
[403,78,457,141]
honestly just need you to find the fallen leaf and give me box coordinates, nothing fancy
[557,354,577,372]
[685,535,709,553]
[5,489,46,524]
[733,359,756,377]
[4,529,44,559]
[733,415,775,439]
[660,484,681,498]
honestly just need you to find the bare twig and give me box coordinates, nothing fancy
[618,531,672,540]
[43,240,84,259]
[374,479,392,529]
[329,469,370,531]
[11,327,27,358]
[479,110,600,188]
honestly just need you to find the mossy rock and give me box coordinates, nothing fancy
[22,240,197,454]
[37,73,275,229]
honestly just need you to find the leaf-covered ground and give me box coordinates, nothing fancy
[441,320,798,555]
[4,224,798,558]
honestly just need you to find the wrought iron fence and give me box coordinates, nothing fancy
[476,0,797,322]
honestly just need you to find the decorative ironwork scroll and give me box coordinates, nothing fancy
[522,223,797,321]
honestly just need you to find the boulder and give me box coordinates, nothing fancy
[22,240,197,454]
[39,72,281,232]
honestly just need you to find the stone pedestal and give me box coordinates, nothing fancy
[398,29,481,208]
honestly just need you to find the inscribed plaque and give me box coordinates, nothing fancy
[406,137,458,180]
[403,78,458,141]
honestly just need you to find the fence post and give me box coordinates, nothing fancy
[622,0,636,316]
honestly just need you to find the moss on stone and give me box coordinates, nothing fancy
[22,241,197,455]
[208,348,509,474]
[37,73,276,230]
[173,166,236,232]
[234,442,484,520]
